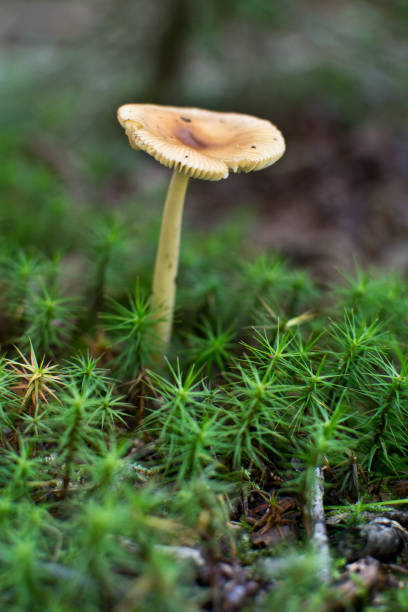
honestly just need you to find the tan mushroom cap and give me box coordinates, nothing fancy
[117,103,285,181]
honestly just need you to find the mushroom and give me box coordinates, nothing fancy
[117,103,285,357]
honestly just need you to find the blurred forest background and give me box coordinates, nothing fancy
[1,0,407,277]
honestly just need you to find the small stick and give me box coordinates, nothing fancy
[328,508,408,527]
[309,467,332,582]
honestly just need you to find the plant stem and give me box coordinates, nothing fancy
[151,169,189,356]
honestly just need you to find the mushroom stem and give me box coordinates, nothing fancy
[151,168,189,355]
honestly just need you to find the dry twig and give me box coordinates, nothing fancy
[309,467,331,581]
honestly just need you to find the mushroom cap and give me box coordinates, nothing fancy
[117,103,285,181]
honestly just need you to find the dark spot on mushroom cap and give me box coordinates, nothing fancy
[185,154,189,158]
[176,128,208,150]
[273,137,278,141]
[251,145,256,148]
[181,116,191,123]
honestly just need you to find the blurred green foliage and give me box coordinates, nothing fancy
[1,0,407,147]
